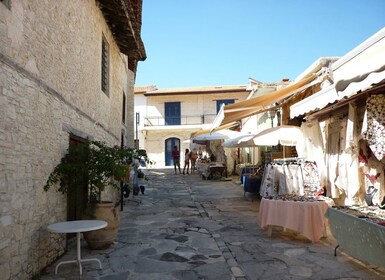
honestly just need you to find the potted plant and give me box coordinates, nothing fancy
[44,140,150,249]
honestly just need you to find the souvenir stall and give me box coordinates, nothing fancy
[294,95,385,265]
[222,134,263,196]
[288,26,385,265]
[254,125,333,242]
[192,129,242,180]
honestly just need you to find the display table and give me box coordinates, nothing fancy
[196,162,226,180]
[47,220,107,275]
[259,198,328,242]
[326,207,385,268]
[209,164,226,179]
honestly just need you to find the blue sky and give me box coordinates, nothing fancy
[135,0,385,88]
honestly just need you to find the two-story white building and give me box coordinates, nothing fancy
[134,85,251,169]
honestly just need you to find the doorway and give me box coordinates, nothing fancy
[66,136,88,222]
[165,137,180,166]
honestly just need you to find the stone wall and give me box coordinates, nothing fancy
[0,1,135,278]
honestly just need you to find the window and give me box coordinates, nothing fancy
[165,102,181,125]
[122,92,126,124]
[216,99,234,113]
[101,35,109,95]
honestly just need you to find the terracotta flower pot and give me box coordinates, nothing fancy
[83,202,120,250]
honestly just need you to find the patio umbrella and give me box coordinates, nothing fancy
[252,125,302,146]
[193,129,243,141]
[222,134,255,148]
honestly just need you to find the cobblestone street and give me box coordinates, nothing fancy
[38,168,385,280]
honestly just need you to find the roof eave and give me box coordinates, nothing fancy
[97,0,146,61]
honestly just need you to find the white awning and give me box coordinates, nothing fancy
[337,68,385,99]
[290,85,337,119]
[290,27,385,119]
[290,68,385,119]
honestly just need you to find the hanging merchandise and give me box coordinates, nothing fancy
[365,185,378,206]
[326,121,342,198]
[344,104,360,204]
[259,158,321,198]
[299,120,326,187]
[363,94,385,161]
[358,140,384,206]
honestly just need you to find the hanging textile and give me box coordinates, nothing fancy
[358,140,384,206]
[335,117,348,197]
[259,160,321,197]
[326,122,342,198]
[283,163,304,196]
[259,163,278,197]
[363,94,385,162]
[299,119,326,188]
[302,161,321,196]
[344,103,360,204]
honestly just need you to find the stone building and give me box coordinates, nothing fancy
[0,0,145,278]
[134,85,251,171]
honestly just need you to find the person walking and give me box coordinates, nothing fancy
[190,149,198,174]
[172,146,181,174]
[183,148,190,175]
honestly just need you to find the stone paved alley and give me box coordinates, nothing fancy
[38,168,385,280]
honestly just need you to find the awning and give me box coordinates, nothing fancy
[290,68,385,119]
[212,74,319,129]
[191,122,239,138]
[290,84,337,119]
[338,67,385,98]
[290,28,385,119]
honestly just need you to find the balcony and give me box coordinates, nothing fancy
[144,114,217,127]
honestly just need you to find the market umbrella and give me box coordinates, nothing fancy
[193,129,243,141]
[252,125,302,146]
[222,134,255,148]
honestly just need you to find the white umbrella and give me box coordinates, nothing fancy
[222,134,255,148]
[193,129,243,141]
[252,125,302,146]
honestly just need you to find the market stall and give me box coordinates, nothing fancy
[196,160,226,180]
[259,195,330,242]
[285,29,385,266]
[254,128,328,241]
[326,206,385,267]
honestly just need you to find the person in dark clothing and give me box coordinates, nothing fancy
[172,146,181,174]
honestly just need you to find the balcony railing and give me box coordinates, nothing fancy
[144,114,217,127]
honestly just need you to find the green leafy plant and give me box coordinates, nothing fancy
[44,140,151,205]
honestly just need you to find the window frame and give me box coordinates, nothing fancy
[216,99,235,113]
[164,102,181,125]
[122,91,126,124]
[101,35,110,96]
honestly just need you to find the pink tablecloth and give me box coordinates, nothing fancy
[259,198,329,242]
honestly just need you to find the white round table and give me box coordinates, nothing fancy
[47,220,107,275]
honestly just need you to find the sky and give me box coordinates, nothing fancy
[135,0,385,89]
